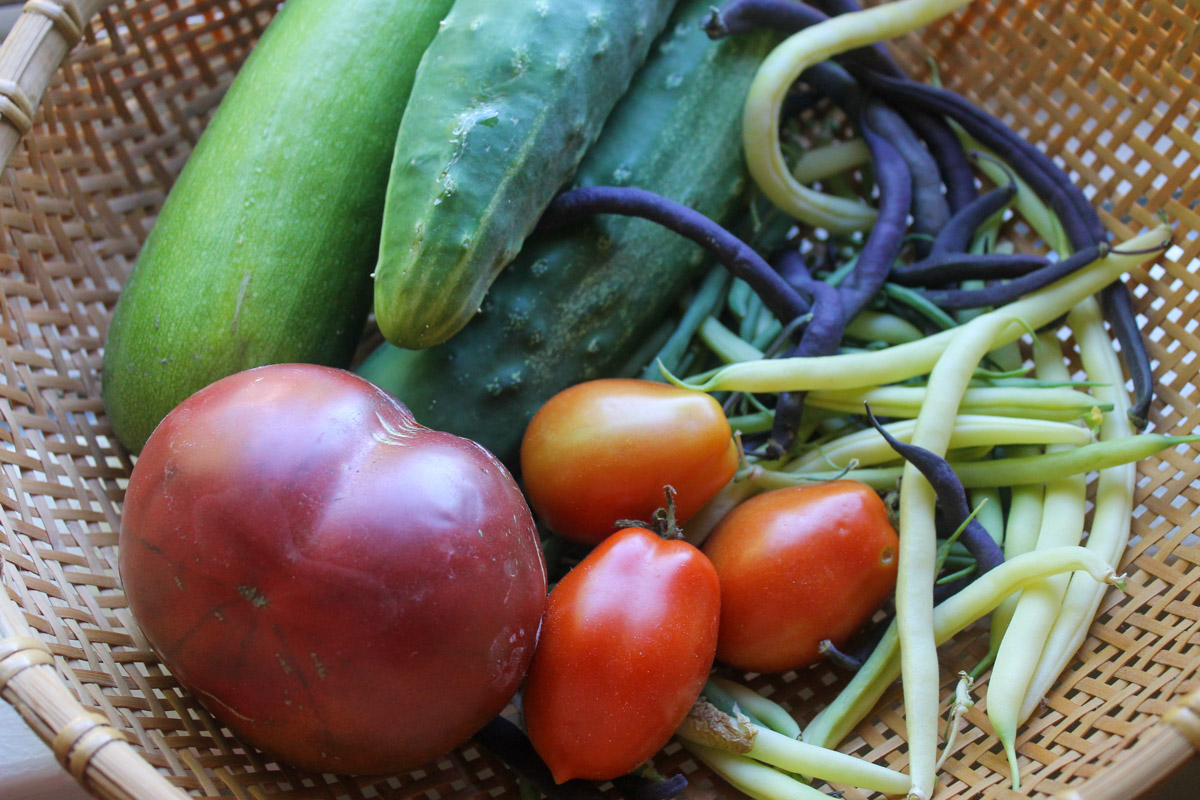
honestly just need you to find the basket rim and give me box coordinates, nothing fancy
[1,1,1198,799]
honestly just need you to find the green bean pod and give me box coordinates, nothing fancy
[669,227,1170,394]
[802,546,1124,753]
[759,433,1200,491]
[1017,298,1138,720]
[784,415,1093,472]
[987,333,1088,787]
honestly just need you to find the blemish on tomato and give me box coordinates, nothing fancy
[237,585,268,608]
[310,652,328,679]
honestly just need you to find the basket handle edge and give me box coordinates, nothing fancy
[1,586,190,800]
[0,0,108,169]
[1054,688,1200,800]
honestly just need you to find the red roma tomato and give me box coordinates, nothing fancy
[522,527,720,783]
[702,480,898,673]
[520,378,738,545]
[119,364,547,775]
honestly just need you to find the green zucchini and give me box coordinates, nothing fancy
[372,0,678,350]
[357,1,780,465]
[101,0,454,453]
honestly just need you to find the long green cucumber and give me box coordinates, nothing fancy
[372,0,678,350]
[358,2,780,465]
[101,0,454,453]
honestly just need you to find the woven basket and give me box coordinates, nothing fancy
[0,0,1197,798]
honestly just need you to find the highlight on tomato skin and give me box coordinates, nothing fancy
[702,480,899,674]
[519,378,739,546]
[520,526,721,784]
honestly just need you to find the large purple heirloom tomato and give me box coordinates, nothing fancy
[119,363,547,775]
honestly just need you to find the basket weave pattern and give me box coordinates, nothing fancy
[0,1,1197,798]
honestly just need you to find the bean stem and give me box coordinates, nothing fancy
[680,740,830,800]
[677,703,910,795]
[709,677,802,739]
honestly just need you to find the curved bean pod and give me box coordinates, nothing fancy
[891,251,1050,286]
[866,406,1004,573]
[1099,282,1154,429]
[849,69,1107,250]
[903,107,978,213]
[892,312,1016,800]
[928,178,1017,256]
[840,101,913,320]
[807,0,907,77]
[862,99,950,257]
[539,186,810,324]
[741,0,972,232]
[920,243,1105,310]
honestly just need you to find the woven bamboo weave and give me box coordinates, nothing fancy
[0,0,1197,798]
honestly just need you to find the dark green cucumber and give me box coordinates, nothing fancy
[101,0,454,453]
[357,2,780,465]
[372,0,678,350]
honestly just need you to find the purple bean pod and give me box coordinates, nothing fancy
[849,68,1108,252]
[839,102,913,321]
[865,407,1005,575]
[1099,282,1154,429]
[902,108,979,214]
[538,186,810,324]
[859,98,951,258]
[705,0,826,40]
[890,251,1050,287]
[767,279,846,455]
[919,242,1103,310]
[928,179,1017,256]
[772,247,815,294]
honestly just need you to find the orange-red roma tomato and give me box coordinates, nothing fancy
[522,527,720,783]
[118,364,547,775]
[520,378,738,546]
[702,480,898,673]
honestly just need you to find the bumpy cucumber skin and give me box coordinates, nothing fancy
[101,0,454,453]
[358,3,780,466]
[373,0,678,351]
